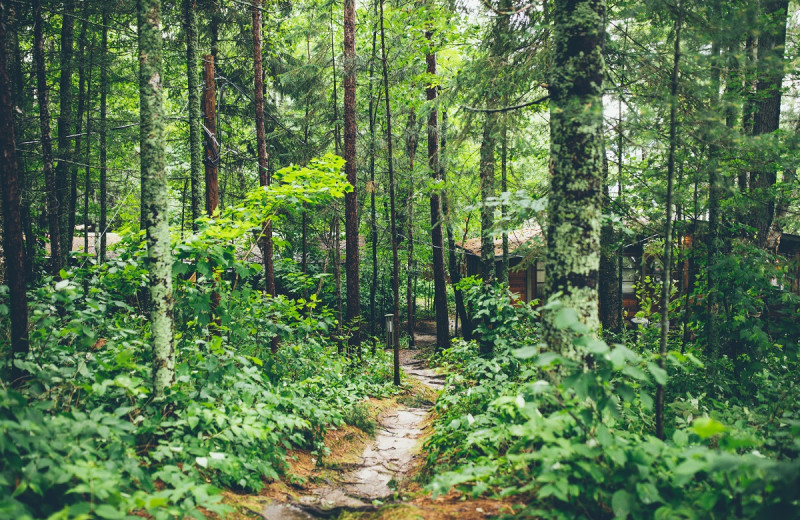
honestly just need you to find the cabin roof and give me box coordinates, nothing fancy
[457,226,544,257]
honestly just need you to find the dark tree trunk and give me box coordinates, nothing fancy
[543,0,606,350]
[406,111,417,348]
[183,0,202,229]
[441,110,472,339]
[479,115,496,283]
[330,6,342,156]
[71,3,88,258]
[202,56,219,217]
[0,2,29,384]
[33,0,62,276]
[252,0,277,352]
[749,0,789,248]
[202,55,221,325]
[599,154,620,333]
[55,0,76,264]
[138,0,174,399]
[83,42,94,273]
[426,40,450,351]
[344,0,361,352]
[656,8,682,441]
[99,5,108,261]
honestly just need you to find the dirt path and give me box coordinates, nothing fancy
[261,349,442,519]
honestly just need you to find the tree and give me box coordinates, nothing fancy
[343,0,360,351]
[33,0,62,276]
[55,0,76,263]
[183,0,203,229]
[405,110,417,348]
[252,0,277,353]
[379,0,399,381]
[138,0,174,399]
[0,0,28,384]
[426,35,449,351]
[542,0,606,350]
[99,4,109,262]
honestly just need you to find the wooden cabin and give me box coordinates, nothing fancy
[457,226,800,323]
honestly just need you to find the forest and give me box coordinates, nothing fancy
[0,0,799,518]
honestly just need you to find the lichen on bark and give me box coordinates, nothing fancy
[543,0,606,352]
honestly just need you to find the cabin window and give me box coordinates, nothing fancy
[622,257,637,295]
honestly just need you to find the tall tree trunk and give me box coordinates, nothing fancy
[330,6,341,156]
[749,0,789,247]
[183,0,202,230]
[202,55,222,327]
[138,0,174,399]
[406,111,417,348]
[0,2,29,384]
[479,115,496,283]
[442,110,472,339]
[252,0,277,352]
[344,0,361,353]
[706,40,722,357]
[55,0,76,264]
[599,153,620,333]
[543,0,605,351]
[71,3,88,258]
[499,119,509,284]
[426,38,449,352]
[379,0,398,382]
[33,0,62,276]
[368,3,379,351]
[99,5,108,262]
[656,7,682,441]
[83,42,94,270]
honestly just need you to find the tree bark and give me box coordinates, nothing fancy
[656,7,682,441]
[55,0,76,264]
[543,0,606,351]
[183,0,202,230]
[71,3,88,258]
[426,39,450,352]
[379,0,398,381]
[368,3,379,351]
[479,115,496,283]
[33,0,62,276]
[344,0,361,352]
[749,0,789,248]
[599,154,620,333]
[83,41,94,272]
[499,119,509,284]
[0,1,29,384]
[406,111,417,348]
[442,110,473,339]
[252,0,277,352]
[99,5,108,261]
[138,0,174,399]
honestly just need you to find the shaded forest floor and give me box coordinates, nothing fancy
[216,324,517,519]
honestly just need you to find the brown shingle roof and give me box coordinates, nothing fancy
[458,226,543,257]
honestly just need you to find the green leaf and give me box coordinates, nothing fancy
[612,489,632,518]
[691,417,727,439]
[512,346,537,359]
[94,504,126,519]
[647,362,667,385]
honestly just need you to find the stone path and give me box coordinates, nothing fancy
[261,347,442,519]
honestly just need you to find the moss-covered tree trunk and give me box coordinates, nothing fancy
[479,114,496,283]
[543,0,606,350]
[426,39,450,352]
[0,1,29,384]
[138,0,174,399]
[182,0,202,230]
[344,0,361,352]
